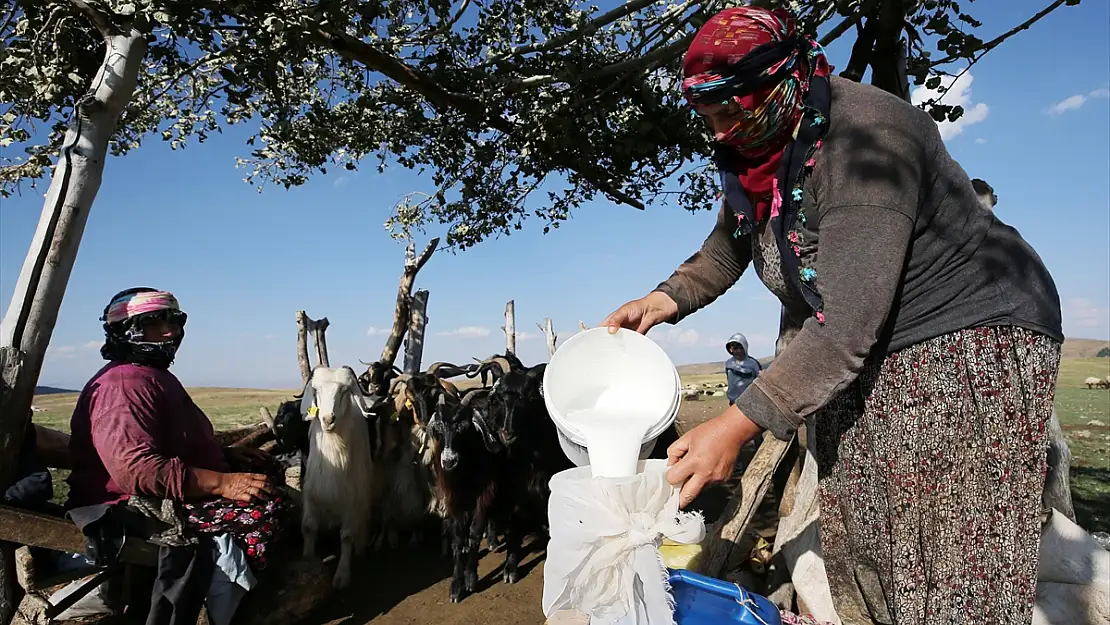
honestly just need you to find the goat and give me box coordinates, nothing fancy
[265,398,310,456]
[365,365,468,552]
[485,362,574,584]
[1084,376,1109,389]
[359,359,402,397]
[429,387,506,603]
[300,366,376,589]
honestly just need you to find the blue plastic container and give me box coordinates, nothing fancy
[668,569,782,625]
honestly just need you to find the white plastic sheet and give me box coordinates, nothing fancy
[542,460,705,625]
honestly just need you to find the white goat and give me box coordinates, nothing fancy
[300,366,375,589]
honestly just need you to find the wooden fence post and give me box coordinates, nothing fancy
[295,311,312,385]
[403,290,430,375]
[537,318,557,359]
[310,317,330,368]
[380,239,438,367]
[503,300,516,356]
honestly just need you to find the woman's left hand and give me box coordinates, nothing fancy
[665,405,762,508]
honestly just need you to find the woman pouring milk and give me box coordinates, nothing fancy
[601,6,1062,624]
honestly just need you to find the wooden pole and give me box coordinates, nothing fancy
[380,239,439,367]
[537,318,557,359]
[0,8,148,624]
[503,300,516,356]
[310,317,330,368]
[403,290,429,375]
[295,311,312,384]
[696,433,795,578]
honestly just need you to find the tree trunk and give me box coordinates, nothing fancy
[310,317,330,368]
[0,13,148,625]
[537,318,557,359]
[380,239,438,367]
[869,0,911,101]
[295,311,312,385]
[503,300,516,356]
[403,290,430,375]
[578,321,589,332]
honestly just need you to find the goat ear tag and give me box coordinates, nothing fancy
[405,398,414,411]
[307,406,319,418]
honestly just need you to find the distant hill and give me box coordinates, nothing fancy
[34,386,78,395]
[1062,338,1110,359]
[676,337,1109,377]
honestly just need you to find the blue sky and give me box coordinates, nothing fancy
[3,0,1108,390]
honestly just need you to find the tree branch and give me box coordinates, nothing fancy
[68,0,121,38]
[485,0,670,66]
[928,0,1071,68]
[818,0,881,47]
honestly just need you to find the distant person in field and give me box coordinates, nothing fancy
[723,333,761,405]
[601,6,1062,623]
[66,288,288,624]
[971,178,997,211]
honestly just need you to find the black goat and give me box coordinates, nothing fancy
[485,362,573,583]
[359,360,402,397]
[271,398,310,456]
[429,388,506,603]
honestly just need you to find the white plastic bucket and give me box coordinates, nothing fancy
[543,328,681,476]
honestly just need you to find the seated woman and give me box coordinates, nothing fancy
[65,287,288,625]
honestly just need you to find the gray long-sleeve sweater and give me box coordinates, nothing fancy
[654,77,1063,440]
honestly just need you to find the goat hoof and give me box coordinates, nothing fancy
[464,570,478,593]
[333,569,351,590]
[449,581,466,603]
[503,567,520,584]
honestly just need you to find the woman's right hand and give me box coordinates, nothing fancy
[601,291,679,335]
[215,472,273,503]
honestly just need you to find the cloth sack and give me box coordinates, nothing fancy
[542,460,705,625]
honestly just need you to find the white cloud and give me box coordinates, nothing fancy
[1064,297,1109,329]
[1046,88,1110,117]
[436,326,492,339]
[332,175,350,188]
[46,341,100,361]
[366,326,392,336]
[651,327,701,347]
[974,138,987,145]
[516,331,537,342]
[910,71,989,140]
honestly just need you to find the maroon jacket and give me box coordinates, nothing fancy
[65,362,229,509]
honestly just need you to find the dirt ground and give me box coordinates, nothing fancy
[301,396,741,625]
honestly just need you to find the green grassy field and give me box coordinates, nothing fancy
[30,358,1110,531]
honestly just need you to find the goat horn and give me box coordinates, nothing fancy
[259,407,275,430]
[425,362,452,377]
[483,357,513,376]
[388,374,412,395]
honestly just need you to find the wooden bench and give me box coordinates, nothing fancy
[0,504,159,622]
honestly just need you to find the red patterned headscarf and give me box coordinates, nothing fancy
[681,7,831,222]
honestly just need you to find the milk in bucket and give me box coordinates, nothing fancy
[542,329,704,625]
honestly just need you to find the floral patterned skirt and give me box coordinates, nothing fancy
[814,326,1060,625]
[182,495,289,570]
